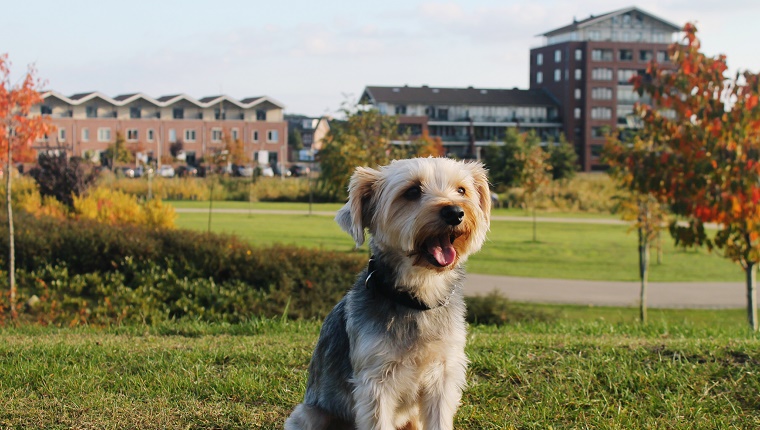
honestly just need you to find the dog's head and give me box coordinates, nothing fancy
[336,157,491,270]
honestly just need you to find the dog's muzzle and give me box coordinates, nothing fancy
[440,205,464,226]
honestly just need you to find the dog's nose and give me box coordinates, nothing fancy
[441,205,464,226]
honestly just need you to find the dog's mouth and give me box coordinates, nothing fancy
[422,232,459,267]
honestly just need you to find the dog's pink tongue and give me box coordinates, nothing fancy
[428,235,457,266]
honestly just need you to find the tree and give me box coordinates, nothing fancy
[104,131,131,168]
[483,128,534,190]
[29,152,98,208]
[0,54,51,320]
[289,128,303,151]
[546,134,578,181]
[607,24,760,330]
[317,103,410,200]
[516,143,551,242]
[169,140,184,158]
[411,129,445,158]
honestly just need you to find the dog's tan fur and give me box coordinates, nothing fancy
[285,158,490,430]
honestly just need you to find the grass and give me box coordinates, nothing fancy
[172,202,743,282]
[0,307,758,429]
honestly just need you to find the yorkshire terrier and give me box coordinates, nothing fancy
[285,157,491,430]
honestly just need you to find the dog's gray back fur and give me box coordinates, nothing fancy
[299,255,467,426]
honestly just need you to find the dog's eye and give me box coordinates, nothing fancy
[404,185,422,200]
[457,187,466,196]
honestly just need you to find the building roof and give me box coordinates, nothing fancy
[539,6,680,37]
[361,85,558,107]
[41,92,285,109]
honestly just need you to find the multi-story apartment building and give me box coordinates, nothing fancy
[37,91,288,168]
[530,6,680,171]
[360,85,562,158]
[285,114,331,161]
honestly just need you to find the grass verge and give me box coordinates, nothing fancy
[0,307,758,429]
[172,203,742,282]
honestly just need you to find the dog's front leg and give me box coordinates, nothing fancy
[352,370,398,430]
[419,356,467,430]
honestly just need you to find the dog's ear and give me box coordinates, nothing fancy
[335,166,381,246]
[467,162,492,225]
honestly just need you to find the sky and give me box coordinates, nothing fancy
[3,0,759,117]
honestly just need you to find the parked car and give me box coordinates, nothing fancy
[158,165,175,178]
[289,164,310,177]
[236,165,255,177]
[176,165,198,177]
[260,165,275,177]
[119,167,135,178]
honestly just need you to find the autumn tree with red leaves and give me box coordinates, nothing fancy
[605,24,760,330]
[0,54,51,320]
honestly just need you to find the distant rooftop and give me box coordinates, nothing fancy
[361,85,558,107]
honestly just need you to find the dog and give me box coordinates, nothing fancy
[285,157,491,430]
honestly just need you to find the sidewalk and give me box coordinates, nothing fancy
[464,274,746,309]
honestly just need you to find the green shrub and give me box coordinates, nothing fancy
[0,213,365,324]
[466,291,556,325]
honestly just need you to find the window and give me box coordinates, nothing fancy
[130,107,141,119]
[536,71,543,84]
[591,107,612,120]
[554,49,561,62]
[41,105,52,115]
[252,130,259,142]
[592,87,613,100]
[58,128,66,142]
[436,108,449,120]
[589,30,601,41]
[86,105,98,118]
[81,128,90,142]
[575,49,582,61]
[656,51,668,63]
[267,130,278,143]
[654,32,666,43]
[168,129,177,143]
[618,69,639,84]
[147,129,154,142]
[256,109,266,121]
[173,108,184,119]
[184,129,196,142]
[617,105,634,124]
[574,108,581,119]
[536,53,543,65]
[639,50,653,62]
[592,68,613,80]
[97,127,111,142]
[126,129,138,141]
[211,128,223,142]
[232,128,239,141]
[215,108,226,120]
[591,49,613,61]
[574,88,582,100]
[591,126,607,138]
[575,69,582,80]
[617,86,640,103]
[395,105,407,115]
[554,69,561,82]
[619,49,633,61]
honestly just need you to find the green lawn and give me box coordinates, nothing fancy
[172,202,743,283]
[1,307,758,429]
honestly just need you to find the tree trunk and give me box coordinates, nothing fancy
[6,148,15,321]
[638,226,649,324]
[746,261,758,331]
[532,205,537,243]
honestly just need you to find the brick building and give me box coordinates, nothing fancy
[37,91,288,168]
[530,6,680,171]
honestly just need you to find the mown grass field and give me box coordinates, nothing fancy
[170,201,743,283]
[1,306,758,429]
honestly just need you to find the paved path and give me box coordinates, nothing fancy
[177,208,743,309]
[464,274,746,309]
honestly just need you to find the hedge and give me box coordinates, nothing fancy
[0,213,365,324]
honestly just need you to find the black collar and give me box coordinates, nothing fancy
[364,256,450,311]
